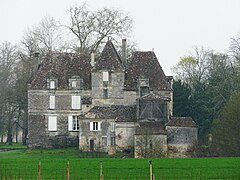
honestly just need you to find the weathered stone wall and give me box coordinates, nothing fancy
[28,90,92,113]
[92,72,125,106]
[134,134,167,158]
[28,113,79,149]
[115,122,138,149]
[166,126,198,157]
[28,89,91,149]
[123,91,137,105]
[79,119,115,152]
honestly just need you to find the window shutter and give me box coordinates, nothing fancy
[68,116,73,131]
[90,122,93,131]
[48,116,57,131]
[49,96,55,109]
[103,71,109,81]
[72,96,81,109]
[50,81,55,89]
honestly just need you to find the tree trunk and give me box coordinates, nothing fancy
[15,123,18,143]
[7,129,12,145]
[22,111,28,145]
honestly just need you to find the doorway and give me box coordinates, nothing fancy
[90,139,94,151]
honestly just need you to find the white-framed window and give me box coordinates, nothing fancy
[48,116,57,131]
[103,71,109,82]
[111,122,115,132]
[110,137,116,146]
[72,95,81,109]
[71,81,77,88]
[50,80,55,89]
[49,95,55,109]
[68,116,80,131]
[90,121,101,131]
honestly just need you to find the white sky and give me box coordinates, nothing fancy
[1,0,240,75]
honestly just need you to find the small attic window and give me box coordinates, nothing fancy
[139,79,149,87]
[47,79,57,89]
[69,76,83,89]
[50,81,55,89]
[71,81,77,88]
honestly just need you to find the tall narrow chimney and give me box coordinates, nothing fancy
[122,39,127,68]
[90,52,95,67]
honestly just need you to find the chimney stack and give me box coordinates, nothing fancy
[90,52,95,67]
[122,39,127,69]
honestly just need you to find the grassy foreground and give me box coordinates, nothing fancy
[0,147,240,179]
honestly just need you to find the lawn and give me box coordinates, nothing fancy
[0,146,240,179]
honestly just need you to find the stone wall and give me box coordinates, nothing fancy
[79,119,115,152]
[134,134,167,158]
[91,72,125,106]
[166,126,198,157]
[115,122,138,150]
[28,89,91,149]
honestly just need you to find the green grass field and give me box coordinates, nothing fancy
[0,146,240,179]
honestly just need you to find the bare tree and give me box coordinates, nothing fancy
[172,46,211,85]
[229,33,240,64]
[22,15,66,56]
[0,41,19,144]
[64,3,133,54]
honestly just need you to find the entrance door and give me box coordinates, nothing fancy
[90,139,94,151]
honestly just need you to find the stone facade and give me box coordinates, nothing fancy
[28,40,198,157]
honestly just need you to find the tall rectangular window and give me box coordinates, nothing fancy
[103,71,109,81]
[102,136,107,147]
[49,95,55,109]
[68,116,79,131]
[110,137,116,146]
[72,96,81,109]
[48,116,57,131]
[103,89,108,99]
[111,122,115,132]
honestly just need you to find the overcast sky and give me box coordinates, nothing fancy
[1,0,240,75]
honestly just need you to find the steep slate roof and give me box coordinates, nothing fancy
[84,105,137,121]
[93,41,124,72]
[125,51,171,91]
[166,117,198,127]
[29,53,92,90]
[135,122,167,135]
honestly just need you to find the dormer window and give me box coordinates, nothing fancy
[71,81,77,88]
[69,76,83,90]
[47,79,57,89]
[50,81,55,89]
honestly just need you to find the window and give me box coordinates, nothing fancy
[110,137,116,146]
[49,95,55,109]
[50,80,55,89]
[103,71,109,81]
[111,122,115,132]
[48,116,57,131]
[68,116,80,131]
[102,136,107,147]
[103,89,108,99]
[90,121,101,131]
[71,81,77,88]
[72,96,81,109]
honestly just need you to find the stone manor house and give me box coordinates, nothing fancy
[28,40,197,157]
